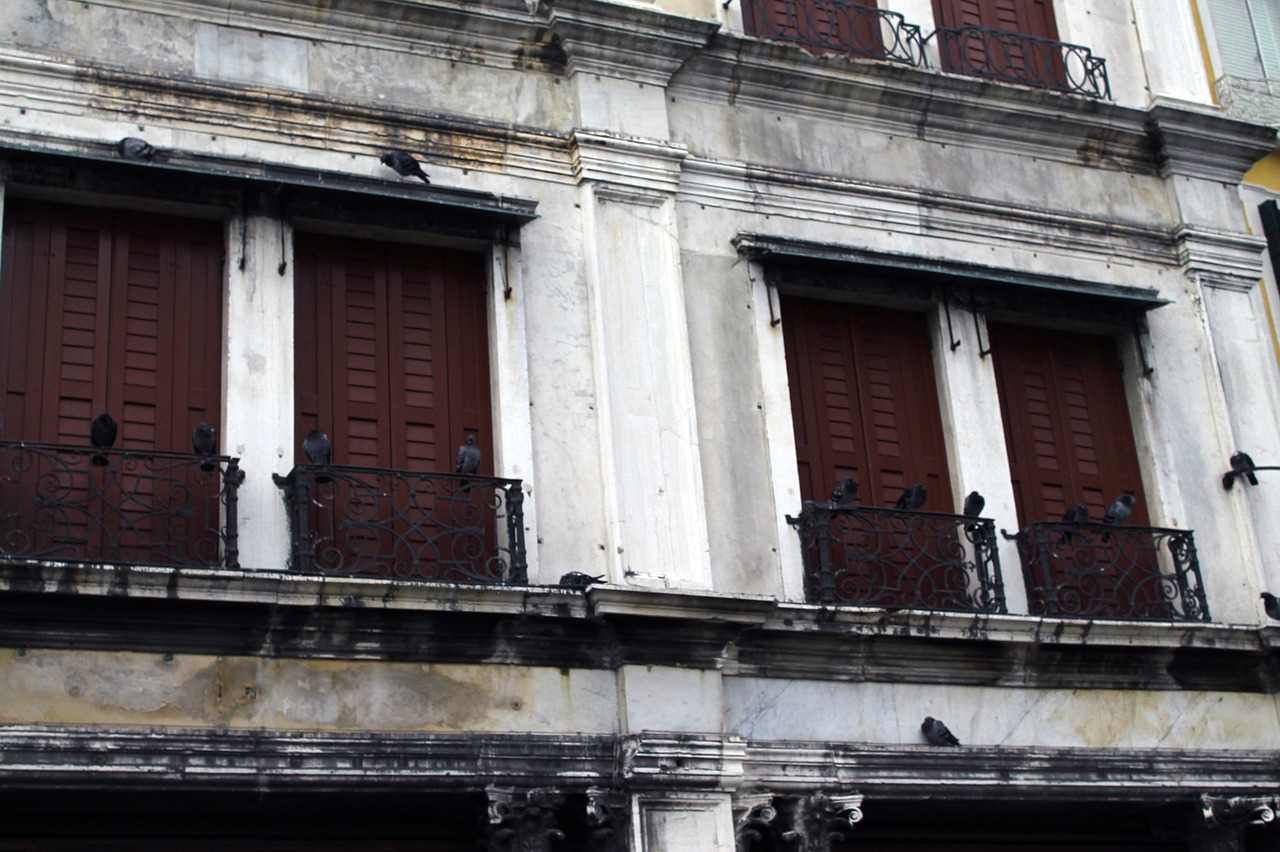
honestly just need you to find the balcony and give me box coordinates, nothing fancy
[787,504,1007,613]
[741,0,928,66]
[0,440,243,569]
[1008,522,1208,621]
[932,26,1110,99]
[273,464,527,585]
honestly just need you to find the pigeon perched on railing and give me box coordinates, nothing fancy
[829,476,859,509]
[380,150,430,184]
[456,435,481,475]
[1058,502,1091,544]
[962,490,985,536]
[192,422,217,471]
[922,716,960,746]
[894,483,927,511]
[1101,494,1136,541]
[1262,592,1280,622]
[90,412,118,466]
[303,428,331,465]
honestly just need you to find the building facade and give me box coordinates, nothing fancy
[1,0,1279,848]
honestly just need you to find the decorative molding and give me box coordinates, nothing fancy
[672,32,1157,175]
[1,726,1277,802]
[485,785,565,852]
[585,786,631,852]
[2,561,1279,693]
[1146,101,1277,183]
[1151,793,1280,849]
[571,130,688,197]
[547,0,720,85]
[1174,225,1268,293]
[737,793,864,852]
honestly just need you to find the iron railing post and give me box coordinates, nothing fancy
[222,457,245,570]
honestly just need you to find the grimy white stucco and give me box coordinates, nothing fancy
[1,0,1279,846]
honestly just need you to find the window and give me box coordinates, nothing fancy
[1209,0,1280,81]
[931,0,1077,92]
[293,234,492,473]
[988,322,1146,528]
[782,295,952,511]
[0,200,224,448]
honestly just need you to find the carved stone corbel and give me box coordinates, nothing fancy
[1152,793,1278,852]
[586,786,630,852]
[486,785,566,852]
[736,792,864,852]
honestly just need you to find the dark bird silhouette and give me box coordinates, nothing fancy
[303,428,332,484]
[456,435,481,475]
[1062,503,1090,525]
[1231,452,1259,486]
[895,483,927,511]
[1057,502,1091,545]
[192,422,217,471]
[963,491,985,517]
[829,476,859,509]
[117,136,157,161]
[1101,494,1137,542]
[1262,592,1280,621]
[90,412,118,466]
[922,716,960,747]
[380,150,430,183]
[558,572,604,590]
[303,428,332,465]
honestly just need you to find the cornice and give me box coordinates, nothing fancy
[1173,225,1268,292]
[545,0,720,85]
[1147,100,1277,183]
[672,33,1157,174]
[1,561,1277,692]
[571,129,688,197]
[1,726,1275,801]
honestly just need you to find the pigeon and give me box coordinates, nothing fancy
[303,428,333,484]
[192,422,217,471]
[380,150,430,184]
[962,491,985,517]
[894,483,927,511]
[1057,502,1091,544]
[829,476,859,509]
[558,572,604,590]
[117,136,157,161]
[1062,503,1090,525]
[1101,494,1137,542]
[303,428,332,465]
[456,435,481,475]
[922,716,960,747]
[1262,592,1280,621]
[1231,452,1259,486]
[90,412,118,466]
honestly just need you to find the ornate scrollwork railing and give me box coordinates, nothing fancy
[0,440,243,568]
[932,26,1111,98]
[273,464,527,585]
[741,0,928,66]
[1007,522,1208,621]
[786,504,1006,613]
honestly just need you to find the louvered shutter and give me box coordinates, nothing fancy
[743,0,881,57]
[1210,0,1269,78]
[0,200,223,449]
[294,235,491,473]
[989,323,1147,528]
[782,296,952,511]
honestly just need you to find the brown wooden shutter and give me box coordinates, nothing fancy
[782,296,952,511]
[933,0,1057,36]
[743,0,882,57]
[989,322,1147,528]
[294,234,492,473]
[0,200,223,449]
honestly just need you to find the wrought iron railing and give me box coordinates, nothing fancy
[741,0,928,66]
[931,26,1110,98]
[273,464,527,584]
[0,440,243,568]
[787,504,1006,612]
[1007,522,1208,621]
